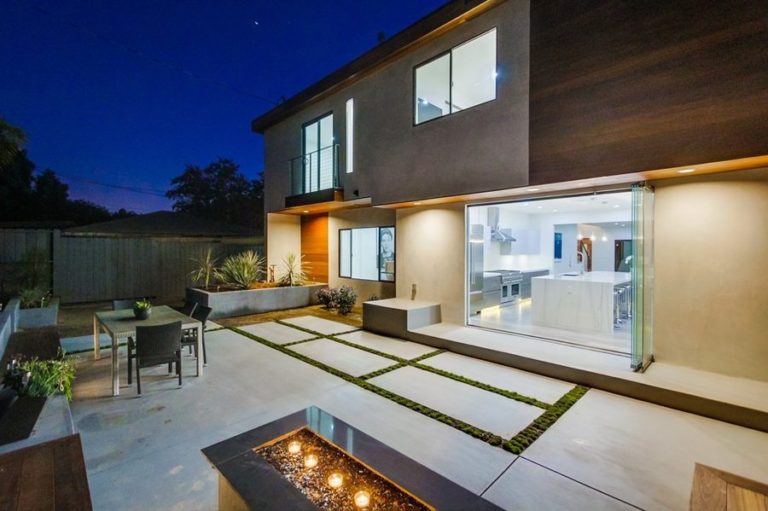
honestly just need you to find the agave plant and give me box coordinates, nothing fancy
[217,250,265,289]
[278,253,310,287]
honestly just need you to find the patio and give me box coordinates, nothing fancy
[66,309,768,510]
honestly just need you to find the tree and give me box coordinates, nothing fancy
[0,117,27,169]
[167,158,264,232]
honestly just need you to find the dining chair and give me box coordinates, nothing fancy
[112,299,136,311]
[181,305,212,373]
[178,301,198,356]
[132,321,182,395]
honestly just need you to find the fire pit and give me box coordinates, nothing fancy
[202,407,502,510]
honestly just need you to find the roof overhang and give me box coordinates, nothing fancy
[377,154,768,209]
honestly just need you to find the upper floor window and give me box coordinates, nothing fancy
[414,28,497,125]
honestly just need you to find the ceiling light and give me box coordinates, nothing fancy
[303,210,309,214]
[526,188,540,192]
[613,204,620,208]
[414,202,422,205]
[677,168,696,174]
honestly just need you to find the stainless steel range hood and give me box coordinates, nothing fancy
[487,207,516,243]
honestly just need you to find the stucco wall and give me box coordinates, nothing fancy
[396,205,465,324]
[266,213,301,280]
[652,168,768,381]
[328,208,396,303]
[264,0,530,213]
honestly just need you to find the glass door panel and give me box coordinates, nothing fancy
[302,113,333,193]
[631,184,654,370]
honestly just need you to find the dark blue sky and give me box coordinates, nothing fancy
[0,0,445,213]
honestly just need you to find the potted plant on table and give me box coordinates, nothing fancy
[133,298,152,320]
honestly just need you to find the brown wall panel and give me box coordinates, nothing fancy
[529,0,768,184]
[301,214,329,283]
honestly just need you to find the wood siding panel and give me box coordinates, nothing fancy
[529,0,768,184]
[301,214,329,284]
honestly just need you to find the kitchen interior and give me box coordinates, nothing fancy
[467,191,634,353]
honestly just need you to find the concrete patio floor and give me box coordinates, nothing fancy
[68,323,768,510]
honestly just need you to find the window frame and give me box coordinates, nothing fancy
[412,27,498,126]
[338,226,396,283]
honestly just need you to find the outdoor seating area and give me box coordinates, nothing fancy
[55,307,768,509]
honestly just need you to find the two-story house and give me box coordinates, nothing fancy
[252,0,768,394]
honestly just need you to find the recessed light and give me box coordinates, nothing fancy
[677,168,696,174]
[526,188,540,192]
[414,202,422,205]
[303,210,309,214]
[613,204,620,208]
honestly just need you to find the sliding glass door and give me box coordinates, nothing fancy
[302,114,334,193]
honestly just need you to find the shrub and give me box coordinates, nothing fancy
[19,287,49,309]
[4,349,76,401]
[278,253,309,287]
[316,287,337,309]
[189,248,218,289]
[336,285,357,315]
[217,250,265,289]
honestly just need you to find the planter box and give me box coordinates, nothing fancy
[17,297,59,329]
[186,284,326,319]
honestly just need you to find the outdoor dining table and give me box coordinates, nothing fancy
[93,305,203,396]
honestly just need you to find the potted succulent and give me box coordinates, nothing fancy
[133,298,152,320]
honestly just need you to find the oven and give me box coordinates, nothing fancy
[489,270,522,306]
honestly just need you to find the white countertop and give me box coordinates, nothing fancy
[533,271,631,285]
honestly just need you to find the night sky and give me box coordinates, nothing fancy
[0,0,445,213]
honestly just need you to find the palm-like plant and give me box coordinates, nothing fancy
[189,248,219,289]
[217,250,265,289]
[278,253,310,287]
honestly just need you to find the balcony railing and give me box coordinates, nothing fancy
[288,144,339,196]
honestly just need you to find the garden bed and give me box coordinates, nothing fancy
[186,284,326,319]
[17,297,60,329]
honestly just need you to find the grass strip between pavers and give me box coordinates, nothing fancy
[319,335,551,410]
[281,337,321,347]
[232,326,589,454]
[359,362,408,380]
[274,319,360,339]
[234,327,506,447]
[504,385,589,454]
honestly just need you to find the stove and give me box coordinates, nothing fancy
[487,270,522,306]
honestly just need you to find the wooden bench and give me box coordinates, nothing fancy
[691,463,768,511]
[0,433,92,510]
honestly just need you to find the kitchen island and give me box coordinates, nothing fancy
[531,271,630,335]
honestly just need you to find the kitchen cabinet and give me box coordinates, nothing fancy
[499,228,540,255]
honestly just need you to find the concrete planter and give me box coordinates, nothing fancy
[186,284,326,319]
[17,297,60,329]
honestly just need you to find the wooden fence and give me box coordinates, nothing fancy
[0,229,262,303]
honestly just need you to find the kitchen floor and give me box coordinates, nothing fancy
[469,298,631,354]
